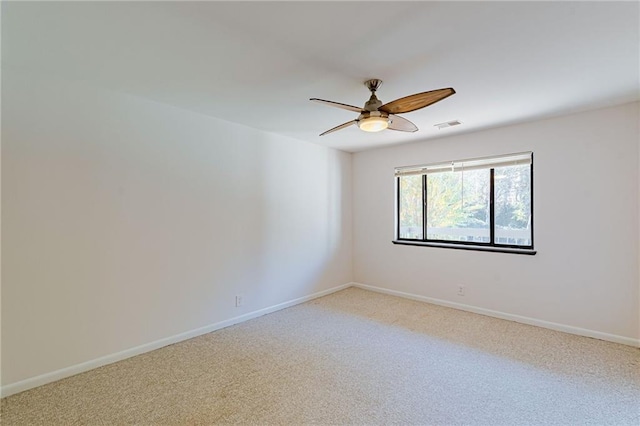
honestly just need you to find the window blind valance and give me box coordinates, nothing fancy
[395,152,532,177]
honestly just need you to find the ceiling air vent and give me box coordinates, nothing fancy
[434,120,462,130]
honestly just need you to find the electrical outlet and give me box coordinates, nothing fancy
[457,285,465,296]
[235,294,243,307]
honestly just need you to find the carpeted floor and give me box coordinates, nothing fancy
[2,287,639,425]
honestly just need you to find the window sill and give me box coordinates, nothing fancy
[392,240,537,255]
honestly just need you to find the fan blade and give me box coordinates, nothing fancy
[388,114,418,132]
[379,88,455,115]
[310,98,364,113]
[319,120,357,136]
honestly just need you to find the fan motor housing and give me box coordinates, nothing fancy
[358,110,389,121]
[364,95,383,111]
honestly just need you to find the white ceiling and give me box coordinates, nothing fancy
[3,1,639,152]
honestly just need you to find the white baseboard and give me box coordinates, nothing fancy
[1,282,353,398]
[5,280,636,398]
[352,282,640,348]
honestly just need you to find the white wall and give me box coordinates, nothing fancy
[2,66,637,394]
[1,70,352,387]
[353,102,640,342]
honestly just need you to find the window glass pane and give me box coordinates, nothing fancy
[426,169,490,242]
[398,175,423,239]
[494,164,532,246]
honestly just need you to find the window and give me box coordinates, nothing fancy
[395,152,534,254]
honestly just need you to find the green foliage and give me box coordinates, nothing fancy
[399,175,422,233]
[399,164,531,239]
[427,169,489,229]
[494,165,531,230]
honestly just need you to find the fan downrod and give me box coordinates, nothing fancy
[363,79,384,111]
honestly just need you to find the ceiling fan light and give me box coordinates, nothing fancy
[358,116,389,132]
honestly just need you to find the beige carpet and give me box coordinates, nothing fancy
[2,287,639,425]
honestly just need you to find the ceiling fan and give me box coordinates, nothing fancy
[310,79,455,136]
